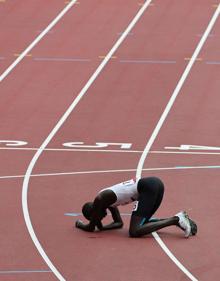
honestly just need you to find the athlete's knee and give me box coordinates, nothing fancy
[129,223,144,238]
[129,227,141,238]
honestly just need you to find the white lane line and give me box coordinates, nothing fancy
[21,1,153,281]
[1,147,220,155]
[0,0,78,82]
[1,165,220,180]
[136,4,220,281]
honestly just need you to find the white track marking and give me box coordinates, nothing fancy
[62,141,132,149]
[165,144,220,151]
[0,165,220,180]
[20,1,153,281]
[1,146,220,155]
[0,0,78,82]
[0,140,27,146]
[136,4,220,281]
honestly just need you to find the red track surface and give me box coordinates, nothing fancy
[0,1,220,280]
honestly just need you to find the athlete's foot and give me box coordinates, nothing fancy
[175,211,191,238]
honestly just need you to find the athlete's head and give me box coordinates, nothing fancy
[82,202,93,221]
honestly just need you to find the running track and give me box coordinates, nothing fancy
[0,1,220,280]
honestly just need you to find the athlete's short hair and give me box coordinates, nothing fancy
[82,202,93,221]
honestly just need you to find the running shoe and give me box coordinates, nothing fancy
[189,218,197,236]
[175,211,191,238]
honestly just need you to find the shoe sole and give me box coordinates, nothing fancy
[189,218,197,236]
[176,212,197,237]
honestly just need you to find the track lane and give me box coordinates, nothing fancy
[147,10,220,280]
[0,1,152,280]
[25,1,218,280]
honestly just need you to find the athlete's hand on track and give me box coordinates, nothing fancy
[75,219,95,232]
[75,219,84,228]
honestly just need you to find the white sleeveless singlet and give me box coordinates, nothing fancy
[99,178,140,207]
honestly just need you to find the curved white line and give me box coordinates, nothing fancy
[21,1,153,281]
[135,4,220,281]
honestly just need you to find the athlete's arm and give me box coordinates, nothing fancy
[75,219,96,232]
[75,215,104,232]
[100,206,123,230]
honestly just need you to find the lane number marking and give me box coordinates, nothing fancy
[165,144,220,151]
[62,142,132,149]
[0,140,28,147]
